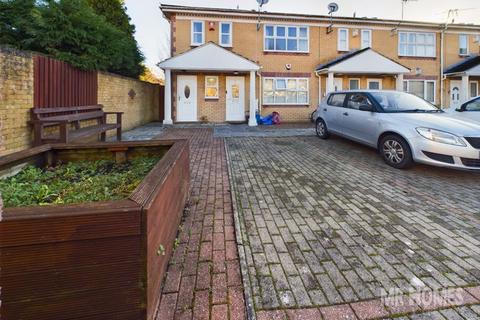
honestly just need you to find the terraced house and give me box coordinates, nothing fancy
[158,4,480,125]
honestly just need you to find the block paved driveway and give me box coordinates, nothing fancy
[226,135,480,319]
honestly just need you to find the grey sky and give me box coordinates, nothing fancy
[124,0,480,77]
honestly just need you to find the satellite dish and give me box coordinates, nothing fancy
[328,2,338,14]
[257,0,269,6]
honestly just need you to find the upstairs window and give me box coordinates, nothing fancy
[459,34,468,56]
[398,32,435,57]
[264,25,309,52]
[219,22,232,47]
[338,28,349,51]
[361,29,372,49]
[191,21,204,46]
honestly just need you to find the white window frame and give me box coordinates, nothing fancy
[459,34,469,56]
[191,20,205,46]
[403,80,436,103]
[470,81,478,98]
[263,25,309,53]
[219,22,232,47]
[262,77,309,105]
[204,76,219,99]
[398,31,436,58]
[349,78,360,90]
[367,79,382,90]
[361,29,372,49]
[338,28,349,52]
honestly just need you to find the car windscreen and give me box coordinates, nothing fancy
[370,91,440,113]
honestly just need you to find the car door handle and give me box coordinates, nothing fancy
[323,108,327,111]
[343,112,349,116]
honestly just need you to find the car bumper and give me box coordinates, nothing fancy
[409,136,480,170]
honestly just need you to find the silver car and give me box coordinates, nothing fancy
[444,95,480,125]
[313,90,480,170]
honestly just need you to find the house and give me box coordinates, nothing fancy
[158,4,480,125]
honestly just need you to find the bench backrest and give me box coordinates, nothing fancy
[31,105,105,122]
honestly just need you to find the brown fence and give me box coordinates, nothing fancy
[34,55,97,108]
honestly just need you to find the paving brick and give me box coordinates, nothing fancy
[350,299,389,320]
[156,293,177,320]
[285,308,323,320]
[192,290,210,320]
[211,304,228,320]
[319,304,358,320]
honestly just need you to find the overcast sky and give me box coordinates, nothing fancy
[124,0,480,77]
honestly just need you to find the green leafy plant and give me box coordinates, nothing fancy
[0,156,160,208]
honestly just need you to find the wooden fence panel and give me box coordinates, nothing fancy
[33,55,97,108]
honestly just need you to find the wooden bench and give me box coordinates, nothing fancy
[30,105,123,146]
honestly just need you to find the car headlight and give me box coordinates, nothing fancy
[416,127,466,147]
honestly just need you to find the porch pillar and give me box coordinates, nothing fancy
[248,70,257,126]
[396,73,404,91]
[326,72,335,94]
[163,69,173,125]
[461,74,469,103]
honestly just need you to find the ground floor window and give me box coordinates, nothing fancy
[205,76,219,99]
[470,81,478,98]
[403,80,435,103]
[367,79,382,90]
[349,78,360,90]
[263,77,309,105]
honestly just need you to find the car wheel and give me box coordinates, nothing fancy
[315,118,329,139]
[380,134,413,169]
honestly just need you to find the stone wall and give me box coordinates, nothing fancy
[98,72,159,133]
[0,48,160,155]
[0,47,34,155]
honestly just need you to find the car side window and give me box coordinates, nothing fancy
[464,98,480,111]
[327,93,346,107]
[346,93,373,110]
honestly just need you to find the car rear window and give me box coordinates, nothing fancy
[328,93,346,107]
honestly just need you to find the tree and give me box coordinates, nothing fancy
[86,0,134,35]
[0,0,144,78]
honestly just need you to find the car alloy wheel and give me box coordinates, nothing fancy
[315,119,329,139]
[383,139,404,164]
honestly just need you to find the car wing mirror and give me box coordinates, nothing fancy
[455,108,463,112]
[359,104,374,112]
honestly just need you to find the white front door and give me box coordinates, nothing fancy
[226,76,245,121]
[450,80,462,109]
[177,75,197,122]
[334,78,343,91]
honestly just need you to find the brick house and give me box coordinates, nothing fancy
[158,4,480,125]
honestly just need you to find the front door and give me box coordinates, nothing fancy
[177,75,197,122]
[334,78,343,91]
[226,76,245,121]
[450,80,462,109]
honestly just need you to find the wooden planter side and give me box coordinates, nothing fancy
[130,140,190,320]
[0,140,191,320]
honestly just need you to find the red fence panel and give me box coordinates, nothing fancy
[33,55,97,108]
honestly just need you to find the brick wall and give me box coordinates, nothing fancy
[0,47,34,155]
[97,72,159,133]
[0,48,160,155]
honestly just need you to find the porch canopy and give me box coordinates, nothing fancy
[444,55,480,103]
[158,42,261,126]
[315,48,410,93]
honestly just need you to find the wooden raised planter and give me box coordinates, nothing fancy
[0,140,190,320]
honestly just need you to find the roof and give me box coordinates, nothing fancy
[158,42,260,71]
[315,48,410,74]
[444,55,480,75]
[160,4,480,30]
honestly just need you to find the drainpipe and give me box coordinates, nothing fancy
[440,23,448,108]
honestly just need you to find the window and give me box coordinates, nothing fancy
[264,25,309,52]
[346,93,373,110]
[191,21,204,46]
[205,76,218,99]
[338,28,349,51]
[361,30,372,49]
[403,80,436,103]
[470,81,478,98]
[398,32,435,57]
[219,22,232,47]
[459,34,469,56]
[263,78,309,104]
[367,79,382,90]
[328,93,346,107]
[464,97,480,111]
[349,79,360,90]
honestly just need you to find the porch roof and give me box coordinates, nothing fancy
[315,48,410,75]
[158,42,260,72]
[444,54,480,76]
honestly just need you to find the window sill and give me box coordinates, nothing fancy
[398,55,436,60]
[263,51,310,56]
[263,104,310,108]
[191,43,204,47]
[205,97,219,100]
[459,53,470,57]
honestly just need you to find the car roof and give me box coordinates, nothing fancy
[327,90,399,94]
